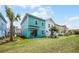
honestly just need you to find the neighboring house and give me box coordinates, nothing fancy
[15,26,21,36]
[21,13,45,38]
[45,18,55,36]
[55,24,68,35]
[61,25,68,33]
[55,24,63,35]
[0,13,7,37]
[45,18,68,36]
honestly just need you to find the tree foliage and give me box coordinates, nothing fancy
[49,26,59,32]
[5,6,20,41]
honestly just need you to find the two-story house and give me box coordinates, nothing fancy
[45,18,55,36]
[21,13,45,38]
[45,18,68,36]
[0,13,7,37]
[55,24,68,35]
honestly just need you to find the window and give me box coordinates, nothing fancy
[42,22,44,26]
[2,23,3,26]
[42,31,44,34]
[48,24,50,28]
[35,21,37,25]
[42,23,44,26]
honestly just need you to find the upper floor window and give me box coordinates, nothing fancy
[48,24,50,28]
[42,22,44,26]
[35,21,37,25]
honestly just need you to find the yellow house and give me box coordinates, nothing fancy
[55,24,68,35]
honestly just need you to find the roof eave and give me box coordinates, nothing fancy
[21,13,27,25]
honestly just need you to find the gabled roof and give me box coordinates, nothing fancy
[21,13,45,25]
[47,18,68,29]
[0,13,7,23]
[46,18,55,24]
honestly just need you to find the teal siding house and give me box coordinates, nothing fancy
[21,13,45,38]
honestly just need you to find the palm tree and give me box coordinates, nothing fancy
[5,6,20,41]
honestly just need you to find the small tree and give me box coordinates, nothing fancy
[49,26,59,38]
[5,6,20,41]
[49,26,59,35]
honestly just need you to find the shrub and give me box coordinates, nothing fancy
[20,36,26,39]
[0,36,4,40]
[49,35,58,38]
[64,30,75,36]
[58,34,64,36]
[74,30,79,35]
[64,33,69,36]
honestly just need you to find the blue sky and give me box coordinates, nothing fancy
[0,5,79,29]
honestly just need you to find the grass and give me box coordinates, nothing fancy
[0,35,79,53]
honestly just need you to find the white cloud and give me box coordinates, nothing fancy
[67,24,72,29]
[21,13,25,19]
[68,16,79,21]
[17,5,28,9]
[0,5,2,8]
[65,16,79,29]
[17,5,41,9]
[0,5,3,11]
[66,24,79,30]
[19,5,26,9]
[13,5,54,20]
[31,6,54,19]
[38,7,45,11]
[30,5,41,9]
[32,11,49,19]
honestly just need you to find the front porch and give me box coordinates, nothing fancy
[28,25,39,38]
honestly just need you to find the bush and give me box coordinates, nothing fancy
[74,31,79,35]
[64,31,75,36]
[20,36,26,39]
[0,36,4,40]
[49,35,58,38]
[58,34,64,36]
[64,33,70,36]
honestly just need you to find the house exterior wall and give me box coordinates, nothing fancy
[21,16,28,37]
[55,25,68,35]
[45,19,55,36]
[58,26,64,35]
[45,19,68,36]
[0,17,7,37]
[21,14,45,38]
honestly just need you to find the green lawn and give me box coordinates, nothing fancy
[0,35,79,53]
